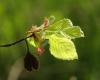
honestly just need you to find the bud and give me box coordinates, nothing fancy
[24,52,39,71]
[36,47,45,55]
[43,17,49,27]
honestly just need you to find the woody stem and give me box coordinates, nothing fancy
[0,34,33,47]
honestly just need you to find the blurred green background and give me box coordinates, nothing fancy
[0,0,100,80]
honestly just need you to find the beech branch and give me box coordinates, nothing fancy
[0,34,33,47]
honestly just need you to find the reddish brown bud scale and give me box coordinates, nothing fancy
[43,17,49,27]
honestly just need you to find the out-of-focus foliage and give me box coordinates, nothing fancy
[0,0,100,80]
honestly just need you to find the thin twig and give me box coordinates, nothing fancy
[0,34,33,47]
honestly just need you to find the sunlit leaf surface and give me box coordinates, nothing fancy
[48,34,78,60]
[44,18,84,39]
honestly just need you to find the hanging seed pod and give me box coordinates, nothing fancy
[24,52,39,71]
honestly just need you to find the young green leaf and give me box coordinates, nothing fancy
[47,18,73,30]
[62,26,84,39]
[44,18,84,39]
[44,19,72,37]
[48,34,78,60]
[27,33,42,48]
[27,37,40,48]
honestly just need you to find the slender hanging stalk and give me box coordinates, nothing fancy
[25,39,30,53]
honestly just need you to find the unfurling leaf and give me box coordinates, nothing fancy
[27,37,40,48]
[27,32,43,48]
[44,18,84,39]
[62,26,84,39]
[48,34,78,60]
